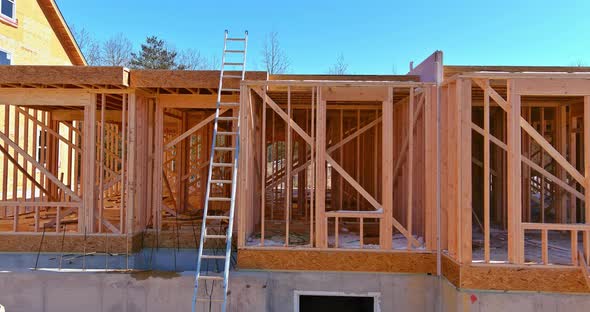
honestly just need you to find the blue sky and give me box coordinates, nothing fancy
[57,0,590,74]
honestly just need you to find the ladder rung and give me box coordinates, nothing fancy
[202,254,226,259]
[212,162,233,167]
[217,131,238,136]
[223,62,243,66]
[198,275,224,280]
[217,116,239,121]
[205,234,227,239]
[196,298,225,303]
[206,215,230,220]
[226,38,246,41]
[211,179,232,184]
[221,88,240,92]
[214,146,235,151]
[225,50,245,53]
[209,197,231,202]
[223,75,242,79]
[219,102,239,106]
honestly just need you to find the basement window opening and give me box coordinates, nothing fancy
[0,49,10,65]
[295,291,380,312]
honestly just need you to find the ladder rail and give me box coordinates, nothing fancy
[192,29,228,312]
[221,30,247,310]
[192,29,247,312]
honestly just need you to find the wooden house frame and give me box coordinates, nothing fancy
[0,53,590,293]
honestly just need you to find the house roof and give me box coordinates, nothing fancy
[37,0,86,66]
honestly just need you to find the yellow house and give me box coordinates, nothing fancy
[0,0,85,65]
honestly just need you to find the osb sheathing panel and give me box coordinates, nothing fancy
[442,254,460,287]
[0,232,143,253]
[130,70,267,88]
[237,248,437,274]
[461,265,590,293]
[0,66,129,86]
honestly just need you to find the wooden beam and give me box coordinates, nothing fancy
[286,86,292,246]
[315,91,327,248]
[459,78,472,263]
[381,87,394,249]
[483,80,490,263]
[158,94,239,108]
[585,96,590,263]
[514,78,590,96]
[82,96,97,232]
[126,94,136,234]
[323,86,388,101]
[507,80,523,264]
[0,89,92,107]
[407,88,414,249]
[260,88,267,246]
[52,110,122,122]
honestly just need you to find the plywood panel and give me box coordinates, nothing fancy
[238,248,436,274]
[0,66,128,86]
[461,265,590,293]
[130,70,266,88]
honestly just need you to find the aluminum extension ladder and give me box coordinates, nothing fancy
[192,30,248,312]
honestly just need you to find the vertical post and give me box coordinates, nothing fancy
[424,86,438,251]
[540,108,545,223]
[483,80,491,263]
[98,94,106,232]
[558,105,567,222]
[356,109,360,211]
[570,116,578,224]
[13,108,19,232]
[126,93,137,234]
[459,78,472,263]
[285,86,292,246]
[120,94,127,233]
[315,87,327,248]
[381,87,394,249]
[407,87,414,249]
[260,88,267,246]
[177,112,188,212]
[340,110,344,210]
[1,105,8,219]
[507,80,523,264]
[584,96,590,263]
[309,87,315,247]
[522,107,531,222]
[152,98,163,231]
[82,94,97,233]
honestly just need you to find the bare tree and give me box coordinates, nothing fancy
[71,25,102,65]
[261,31,289,74]
[177,49,220,70]
[328,54,349,75]
[571,59,587,67]
[102,33,133,67]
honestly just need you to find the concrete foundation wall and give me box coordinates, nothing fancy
[0,271,588,312]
